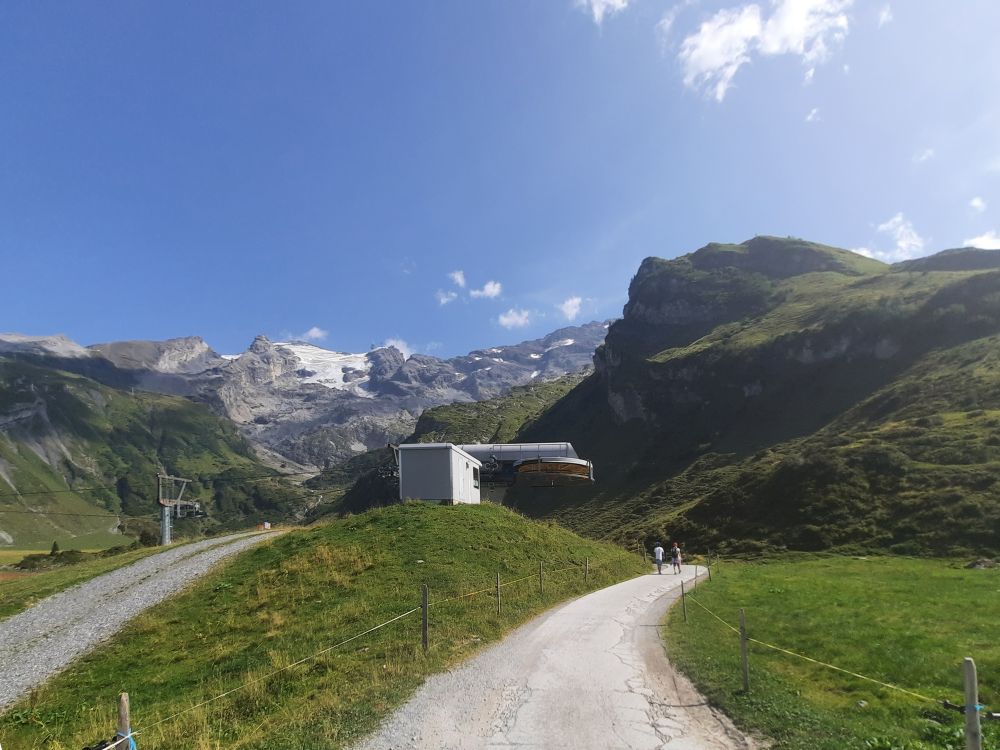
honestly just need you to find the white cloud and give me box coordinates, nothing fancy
[877,4,893,28]
[558,296,583,321]
[855,212,927,262]
[436,290,458,305]
[964,230,1000,250]
[805,107,820,122]
[470,280,503,299]
[970,196,987,213]
[576,0,630,26]
[296,326,328,342]
[383,338,413,358]
[803,66,815,84]
[679,5,762,102]
[678,0,852,102]
[913,148,935,164]
[498,308,531,329]
[448,270,466,288]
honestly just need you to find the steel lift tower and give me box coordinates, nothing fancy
[157,473,201,545]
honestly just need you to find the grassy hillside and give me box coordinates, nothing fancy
[512,238,1000,555]
[0,502,646,749]
[665,556,1000,750]
[309,375,585,515]
[0,358,313,548]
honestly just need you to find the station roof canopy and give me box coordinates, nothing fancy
[456,443,578,462]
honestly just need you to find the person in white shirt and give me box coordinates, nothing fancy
[653,542,665,574]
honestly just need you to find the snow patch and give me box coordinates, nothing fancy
[530,370,540,379]
[529,353,542,360]
[274,342,373,397]
[544,338,575,352]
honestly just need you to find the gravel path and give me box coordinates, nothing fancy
[0,532,274,712]
[355,565,753,750]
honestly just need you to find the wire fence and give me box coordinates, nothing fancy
[678,558,999,745]
[56,554,624,750]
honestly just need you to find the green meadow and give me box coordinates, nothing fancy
[665,555,1000,750]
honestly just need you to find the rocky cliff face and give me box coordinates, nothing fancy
[90,336,226,374]
[515,238,1000,554]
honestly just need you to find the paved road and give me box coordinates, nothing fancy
[0,532,274,712]
[356,565,753,750]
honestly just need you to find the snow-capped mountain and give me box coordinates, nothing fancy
[13,321,610,468]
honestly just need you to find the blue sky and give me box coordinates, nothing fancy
[1,1,998,357]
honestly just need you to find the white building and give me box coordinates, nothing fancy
[397,443,482,505]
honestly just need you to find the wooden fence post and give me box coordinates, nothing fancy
[538,561,544,596]
[585,557,589,584]
[496,572,501,616]
[421,584,429,653]
[739,608,750,692]
[707,553,713,581]
[116,692,131,747]
[680,580,688,623]
[965,657,982,750]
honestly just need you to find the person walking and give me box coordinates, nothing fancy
[653,542,665,574]
[670,542,682,574]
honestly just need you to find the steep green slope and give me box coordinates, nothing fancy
[512,237,1000,555]
[0,358,312,548]
[0,502,646,749]
[309,375,585,514]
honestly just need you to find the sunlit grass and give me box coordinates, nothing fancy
[664,555,1000,750]
[0,502,646,749]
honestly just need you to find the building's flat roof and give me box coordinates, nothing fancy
[398,443,482,465]
[458,442,579,460]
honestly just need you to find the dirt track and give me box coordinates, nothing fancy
[0,532,273,712]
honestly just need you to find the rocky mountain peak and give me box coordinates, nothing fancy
[248,335,275,355]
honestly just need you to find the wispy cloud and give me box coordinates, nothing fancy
[295,326,328,343]
[805,107,820,122]
[498,308,531,329]
[970,196,987,213]
[679,0,852,102]
[803,66,815,84]
[470,280,503,299]
[913,147,935,164]
[656,0,697,46]
[855,212,927,262]
[877,4,893,28]
[436,290,458,305]
[964,230,1000,250]
[448,270,466,288]
[382,337,413,358]
[558,296,583,321]
[576,0,630,26]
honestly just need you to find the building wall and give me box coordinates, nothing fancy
[449,450,481,505]
[399,445,481,504]
[399,448,455,502]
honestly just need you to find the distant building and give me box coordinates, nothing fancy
[393,441,593,504]
[397,443,481,505]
